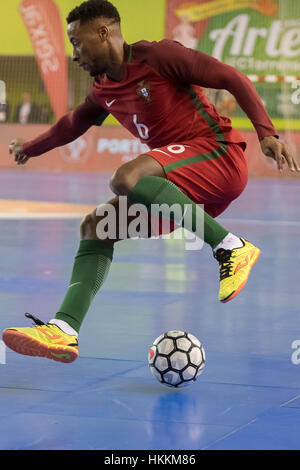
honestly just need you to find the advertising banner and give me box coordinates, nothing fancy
[0,124,300,179]
[19,0,68,120]
[165,0,300,127]
[0,124,149,174]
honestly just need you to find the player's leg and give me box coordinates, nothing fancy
[1,144,257,361]
[111,154,235,251]
[1,196,141,362]
[51,195,143,333]
[1,158,167,362]
[110,143,260,303]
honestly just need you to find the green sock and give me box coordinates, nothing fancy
[55,240,114,333]
[129,176,228,249]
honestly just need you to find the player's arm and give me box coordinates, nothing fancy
[152,40,299,172]
[192,51,299,172]
[9,93,109,165]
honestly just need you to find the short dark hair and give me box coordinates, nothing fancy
[66,0,120,25]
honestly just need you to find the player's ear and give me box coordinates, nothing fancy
[97,25,109,42]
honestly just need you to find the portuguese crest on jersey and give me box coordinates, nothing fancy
[136,80,152,103]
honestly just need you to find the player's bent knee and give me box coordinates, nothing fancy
[110,165,142,196]
[110,154,165,196]
[80,207,118,244]
[110,169,134,196]
[80,212,97,240]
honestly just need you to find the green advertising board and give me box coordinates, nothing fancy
[174,0,300,130]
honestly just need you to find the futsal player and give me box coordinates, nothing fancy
[3,0,299,363]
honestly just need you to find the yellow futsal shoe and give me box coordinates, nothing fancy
[2,313,78,363]
[214,238,261,303]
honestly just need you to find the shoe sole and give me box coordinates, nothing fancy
[2,330,78,363]
[220,248,261,304]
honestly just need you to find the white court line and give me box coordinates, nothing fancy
[280,395,300,407]
[219,218,300,227]
[202,418,257,450]
[0,213,85,219]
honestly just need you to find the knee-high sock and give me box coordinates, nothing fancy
[129,176,228,249]
[55,240,114,333]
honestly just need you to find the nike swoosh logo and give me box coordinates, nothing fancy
[105,99,116,108]
[68,282,81,289]
[234,256,249,274]
[36,328,62,340]
[50,352,71,360]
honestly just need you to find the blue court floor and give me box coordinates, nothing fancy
[0,170,299,450]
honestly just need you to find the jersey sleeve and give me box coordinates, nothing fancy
[148,39,278,141]
[23,93,109,157]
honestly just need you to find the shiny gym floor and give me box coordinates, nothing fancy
[0,170,299,450]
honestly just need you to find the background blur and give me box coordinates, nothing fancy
[0,0,299,177]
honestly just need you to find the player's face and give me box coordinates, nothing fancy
[68,19,111,77]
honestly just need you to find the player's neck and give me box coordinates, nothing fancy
[106,65,125,82]
[106,38,126,82]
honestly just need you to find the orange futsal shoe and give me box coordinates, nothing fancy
[2,313,78,363]
[214,238,261,303]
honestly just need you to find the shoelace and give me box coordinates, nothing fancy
[25,312,46,326]
[213,249,234,280]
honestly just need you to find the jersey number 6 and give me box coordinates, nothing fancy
[133,114,149,140]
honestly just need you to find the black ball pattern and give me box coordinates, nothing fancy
[148,330,205,388]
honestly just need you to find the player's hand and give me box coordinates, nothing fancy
[260,136,300,172]
[9,138,30,165]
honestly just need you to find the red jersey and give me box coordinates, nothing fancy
[23,39,277,157]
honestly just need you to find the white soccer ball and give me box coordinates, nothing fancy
[148,330,205,388]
